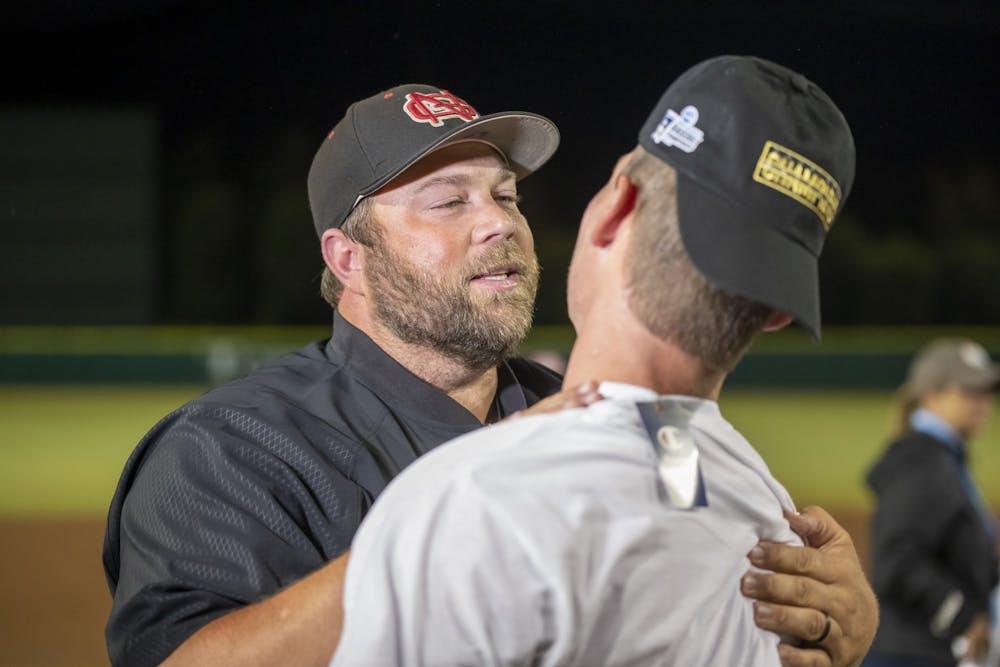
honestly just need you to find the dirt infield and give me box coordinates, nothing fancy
[0,511,872,667]
[0,518,111,667]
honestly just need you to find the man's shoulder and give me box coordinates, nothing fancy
[372,410,574,492]
[102,340,365,588]
[106,343,359,516]
[386,405,645,514]
[183,338,397,430]
[127,339,378,473]
[200,339,337,407]
[436,406,604,459]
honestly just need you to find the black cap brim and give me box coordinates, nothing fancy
[358,111,559,198]
[676,172,822,340]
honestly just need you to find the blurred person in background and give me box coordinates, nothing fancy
[865,338,1000,667]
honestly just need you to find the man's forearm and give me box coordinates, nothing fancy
[161,551,349,667]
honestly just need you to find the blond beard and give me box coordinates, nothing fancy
[365,240,540,371]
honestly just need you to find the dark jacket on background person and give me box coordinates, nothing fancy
[866,429,998,665]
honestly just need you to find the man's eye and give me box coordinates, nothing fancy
[434,199,465,209]
[495,193,522,205]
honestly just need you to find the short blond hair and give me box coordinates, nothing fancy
[622,147,772,372]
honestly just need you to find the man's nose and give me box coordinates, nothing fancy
[471,199,517,245]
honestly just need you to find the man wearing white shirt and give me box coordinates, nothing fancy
[332,55,870,667]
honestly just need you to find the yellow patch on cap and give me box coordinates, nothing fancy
[753,141,842,229]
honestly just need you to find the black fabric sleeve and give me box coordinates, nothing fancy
[106,405,363,667]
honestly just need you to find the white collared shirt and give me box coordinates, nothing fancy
[332,382,800,667]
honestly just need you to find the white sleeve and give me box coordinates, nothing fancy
[672,584,783,667]
[661,531,783,667]
[330,476,553,667]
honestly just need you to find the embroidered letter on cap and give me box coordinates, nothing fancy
[403,90,479,127]
[753,140,842,229]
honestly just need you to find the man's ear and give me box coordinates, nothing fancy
[590,174,638,248]
[762,310,793,332]
[321,228,364,292]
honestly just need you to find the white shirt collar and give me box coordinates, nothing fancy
[596,381,660,402]
[595,381,718,409]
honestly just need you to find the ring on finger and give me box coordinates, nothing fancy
[813,611,832,644]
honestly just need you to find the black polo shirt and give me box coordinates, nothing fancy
[102,312,562,667]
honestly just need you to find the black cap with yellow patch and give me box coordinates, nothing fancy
[639,55,855,339]
[308,84,559,236]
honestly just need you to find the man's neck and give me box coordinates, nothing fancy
[564,308,725,401]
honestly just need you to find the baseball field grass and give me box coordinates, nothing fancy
[2,384,999,517]
[724,389,1000,510]
[0,385,209,517]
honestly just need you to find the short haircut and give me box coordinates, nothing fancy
[319,197,381,307]
[622,147,772,372]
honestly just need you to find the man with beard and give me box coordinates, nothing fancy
[103,84,876,667]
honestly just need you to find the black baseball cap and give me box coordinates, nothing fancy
[308,84,560,235]
[639,55,856,339]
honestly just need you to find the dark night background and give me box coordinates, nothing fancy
[2,0,999,328]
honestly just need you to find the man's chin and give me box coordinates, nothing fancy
[470,286,537,316]
[453,315,533,369]
[476,306,534,339]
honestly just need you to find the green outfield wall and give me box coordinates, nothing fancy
[1,325,999,388]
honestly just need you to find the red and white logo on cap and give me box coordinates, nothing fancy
[403,90,479,127]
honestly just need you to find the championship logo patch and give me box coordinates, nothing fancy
[753,141,842,229]
[650,105,704,154]
[403,90,479,127]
